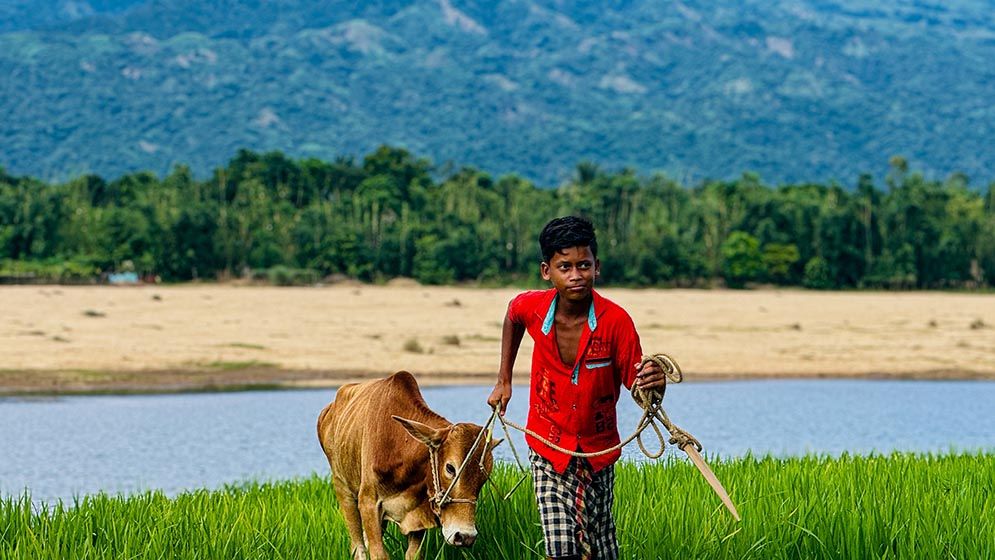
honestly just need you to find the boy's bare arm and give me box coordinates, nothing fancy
[487,314,525,415]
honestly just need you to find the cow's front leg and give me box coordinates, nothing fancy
[359,485,389,560]
[404,530,425,560]
[332,482,368,560]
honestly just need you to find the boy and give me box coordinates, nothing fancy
[487,216,667,560]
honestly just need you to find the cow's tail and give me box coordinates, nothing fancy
[317,400,336,451]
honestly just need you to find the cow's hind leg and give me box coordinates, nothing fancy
[359,484,389,560]
[332,482,368,560]
[404,530,425,560]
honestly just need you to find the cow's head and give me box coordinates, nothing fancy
[393,416,502,547]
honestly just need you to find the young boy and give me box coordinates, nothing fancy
[487,216,667,560]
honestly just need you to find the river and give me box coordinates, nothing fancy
[2,380,993,503]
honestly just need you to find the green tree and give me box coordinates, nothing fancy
[803,256,833,289]
[721,231,765,288]
[762,243,801,284]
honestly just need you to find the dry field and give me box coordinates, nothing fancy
[2,284,994,394]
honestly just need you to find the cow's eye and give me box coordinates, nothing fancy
[445,463,457,477]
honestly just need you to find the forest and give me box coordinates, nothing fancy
[2,146,994,289]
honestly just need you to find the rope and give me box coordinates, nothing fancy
[492,354,702,497]
[429,411,499,512]
[438,354,701,505]
[487,354,745,521]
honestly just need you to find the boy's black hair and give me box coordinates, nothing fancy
[539,216,598,262]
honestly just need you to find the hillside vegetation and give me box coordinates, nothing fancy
[2,0,995,183]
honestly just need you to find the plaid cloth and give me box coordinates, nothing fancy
[530,450,618,560]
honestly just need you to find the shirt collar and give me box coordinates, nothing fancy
[540,289,602,335]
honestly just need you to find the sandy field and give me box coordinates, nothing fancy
[2,284,994,394]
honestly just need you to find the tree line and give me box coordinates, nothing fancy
[2,147,995,289]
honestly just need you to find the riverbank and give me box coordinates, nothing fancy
[3,285,995,395]
[3,365,990,397]
[3,454,992,559]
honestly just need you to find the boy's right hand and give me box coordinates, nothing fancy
[487,382,512,416]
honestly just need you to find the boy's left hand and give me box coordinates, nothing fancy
[634,359,667,391]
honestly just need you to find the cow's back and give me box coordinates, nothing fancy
[318,371,446,494]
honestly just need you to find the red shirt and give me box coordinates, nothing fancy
[508,288,643,473]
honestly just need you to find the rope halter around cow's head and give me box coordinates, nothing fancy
[392,414,502,515]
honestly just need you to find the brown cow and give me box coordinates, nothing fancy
[317,371,501,560]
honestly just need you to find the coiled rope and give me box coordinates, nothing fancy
[479,353,702,499]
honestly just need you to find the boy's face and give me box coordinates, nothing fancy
[541,245,600,302]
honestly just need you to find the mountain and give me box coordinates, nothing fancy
[2,0,995,185]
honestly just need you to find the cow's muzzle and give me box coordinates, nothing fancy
[442,524,477,547]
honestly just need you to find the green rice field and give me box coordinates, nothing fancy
[2,454,992,559]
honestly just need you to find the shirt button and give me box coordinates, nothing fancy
[572,404,577,410]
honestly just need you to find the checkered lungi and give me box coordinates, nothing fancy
[530,449,618,560]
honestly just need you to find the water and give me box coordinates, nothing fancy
[1,380,993,504]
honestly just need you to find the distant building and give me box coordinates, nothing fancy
[108,272,140,285]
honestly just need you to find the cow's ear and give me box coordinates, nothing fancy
[489,438,504,452]
[392,415,449,447]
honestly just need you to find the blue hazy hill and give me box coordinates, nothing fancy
[2,0,994,185]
